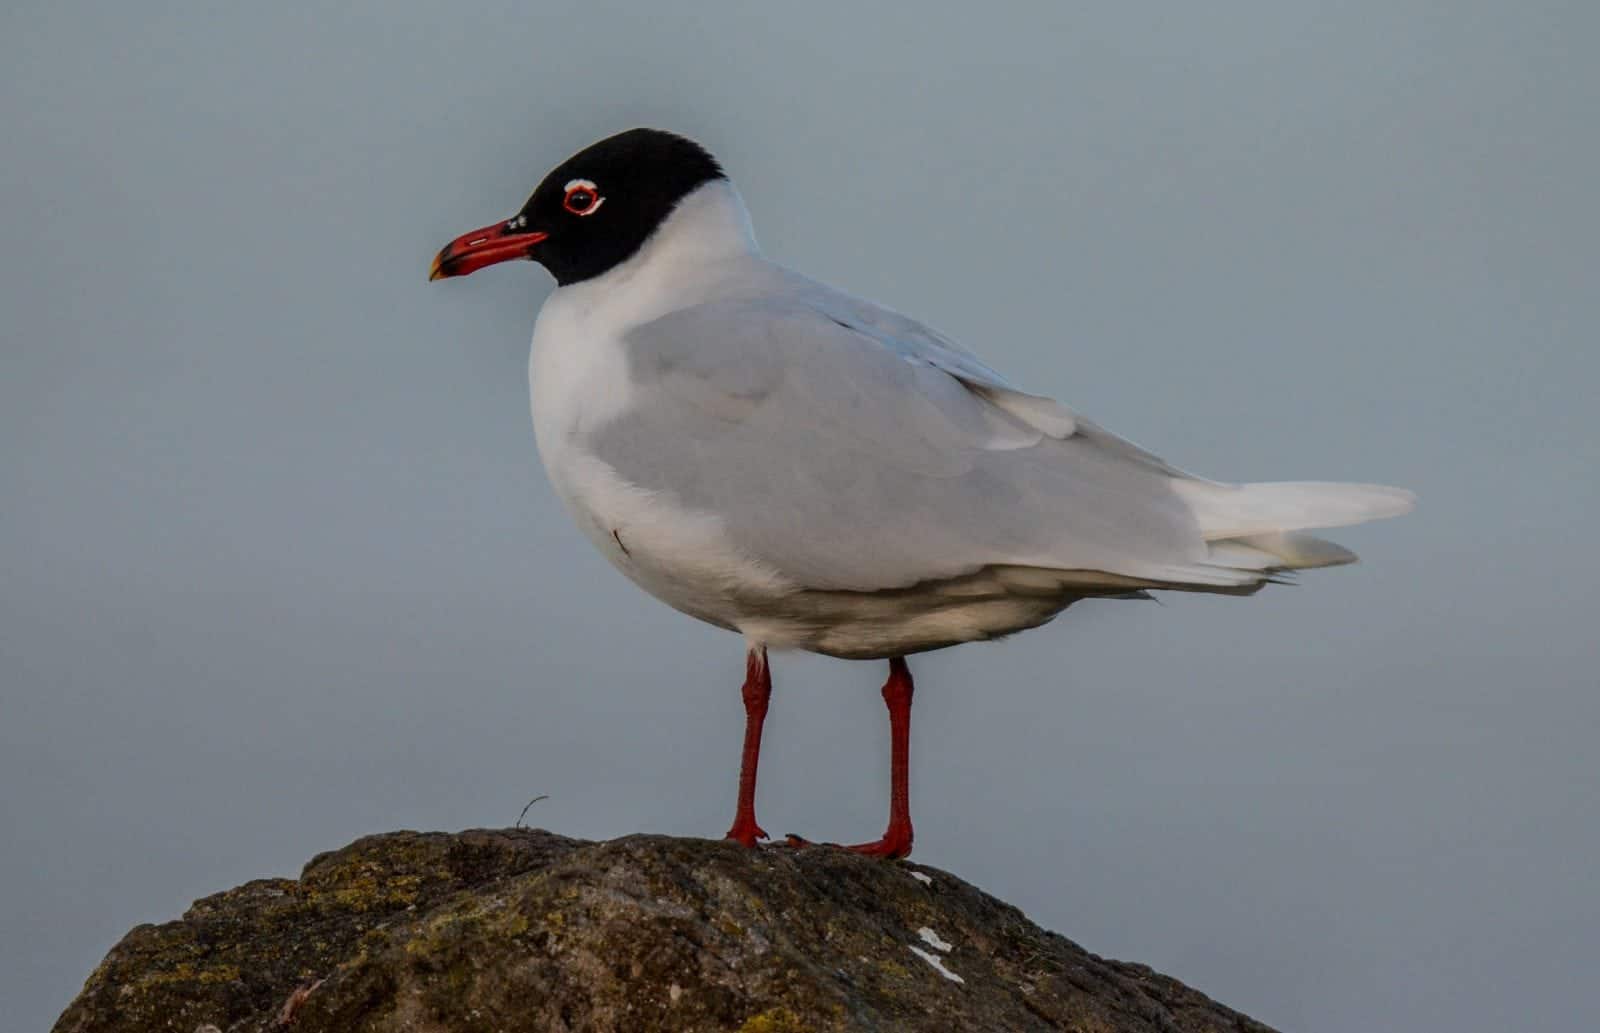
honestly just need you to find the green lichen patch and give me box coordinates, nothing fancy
[738,1005,809,1032]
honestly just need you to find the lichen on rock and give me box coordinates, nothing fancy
[53,829,1277,1032]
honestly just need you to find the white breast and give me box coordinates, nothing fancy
[526,182,796,632]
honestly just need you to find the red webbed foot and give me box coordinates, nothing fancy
[724,818,768,849]
[778,826,913,860]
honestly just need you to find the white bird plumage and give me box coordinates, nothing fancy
[431,126,1417,856]
[527,181,1414,659]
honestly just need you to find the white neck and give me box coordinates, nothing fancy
[642,179,760,266]
[538,179,762,332]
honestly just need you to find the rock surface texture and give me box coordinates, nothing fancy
[54,829,1277,1033]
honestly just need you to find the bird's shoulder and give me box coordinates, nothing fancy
[618,264,1084,441]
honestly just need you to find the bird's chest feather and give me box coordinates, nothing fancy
[528,309,641,543]
[528,305,789,629]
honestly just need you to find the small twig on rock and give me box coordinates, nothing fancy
[515,794,550,828]
[275,978,324,1027]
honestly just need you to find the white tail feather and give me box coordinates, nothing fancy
[1172,480,1416,541]
[1217,531,1359,570]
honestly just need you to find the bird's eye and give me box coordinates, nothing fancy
[562,179,604,216]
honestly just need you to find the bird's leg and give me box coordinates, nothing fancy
[843,656,916,859]
[724,646,771,848]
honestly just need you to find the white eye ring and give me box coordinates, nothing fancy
[562,178,605,216]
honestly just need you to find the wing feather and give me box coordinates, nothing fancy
[589,293,1221,593]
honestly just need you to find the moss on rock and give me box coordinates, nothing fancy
[53,829,1276,1033]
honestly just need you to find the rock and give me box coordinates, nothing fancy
[53,829,1277,1032]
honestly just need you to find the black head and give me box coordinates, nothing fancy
[430,128,726,287]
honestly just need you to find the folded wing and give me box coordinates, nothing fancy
[588,286,1411,595]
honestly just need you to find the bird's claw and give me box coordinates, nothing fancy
[774,831,911,860]
[724,820,768,849]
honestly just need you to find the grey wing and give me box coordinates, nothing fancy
[589,296,1230,593]
[789,274,1198,475]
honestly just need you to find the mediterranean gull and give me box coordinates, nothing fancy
[429,128,1414,859]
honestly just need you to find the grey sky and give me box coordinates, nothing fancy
[3,2,1597,1030]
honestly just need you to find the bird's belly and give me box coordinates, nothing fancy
[541,441,1080,655]
[739,575,1078,660]
[540,443,792,634]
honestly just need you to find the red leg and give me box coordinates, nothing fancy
[844,656,916,859]
[724,647,771,848]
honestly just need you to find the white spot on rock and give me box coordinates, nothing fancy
[918,926,953,952]
[909,870,933,885]
[909,945,965,984]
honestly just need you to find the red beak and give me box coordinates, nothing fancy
[429,220,549,280]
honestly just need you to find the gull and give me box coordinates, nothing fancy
[430,128,1413,858]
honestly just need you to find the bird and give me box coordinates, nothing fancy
[430,128,1413,859]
